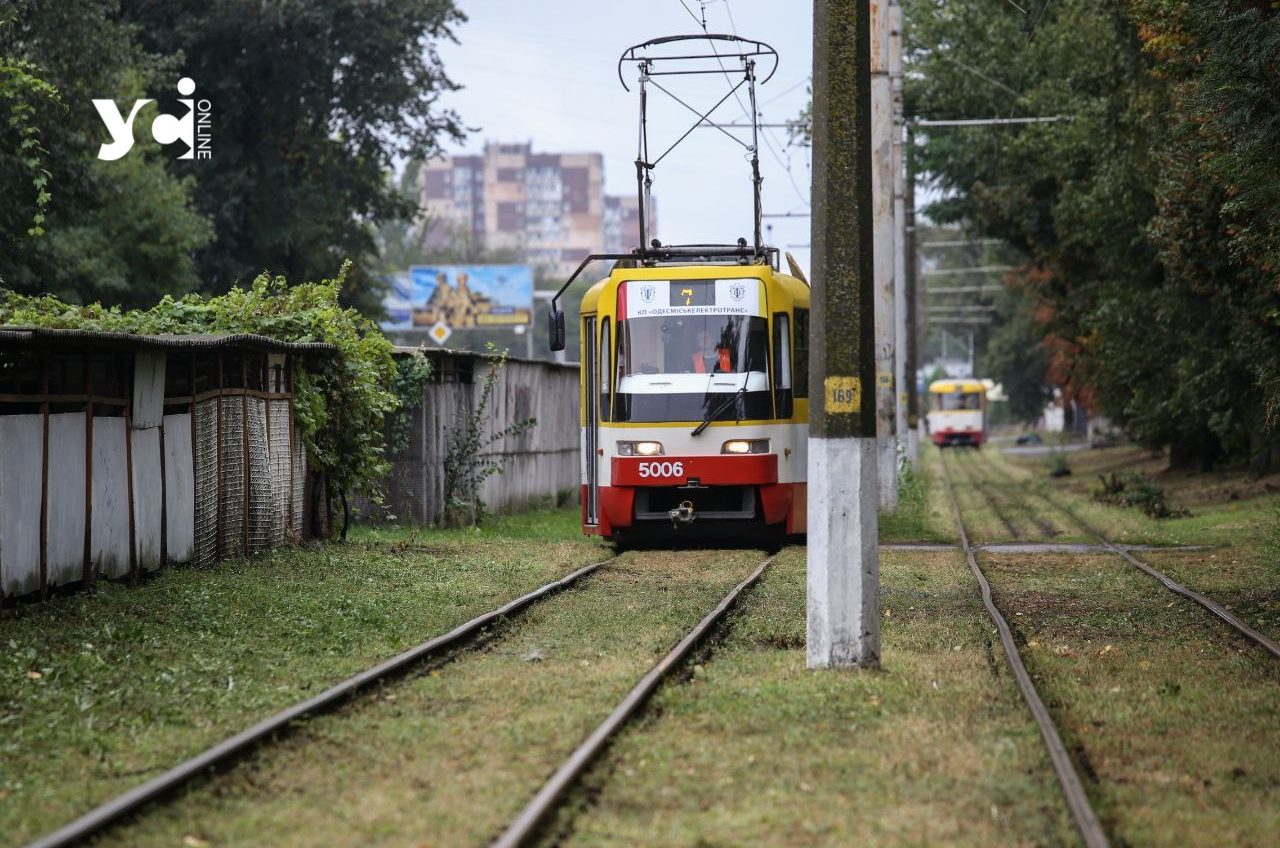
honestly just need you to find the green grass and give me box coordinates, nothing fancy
[981,551,1280,845]
[946,448,1092,544]
[879,446,963,543]
[7,451,1280,847]
[1003,446,1280,548]
[549,547,1076,847]
[0,507,603,846]
[94,548,769,848]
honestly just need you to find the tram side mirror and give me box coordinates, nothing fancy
[548,308,566,352]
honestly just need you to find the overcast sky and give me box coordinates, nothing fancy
[436,0,815,272]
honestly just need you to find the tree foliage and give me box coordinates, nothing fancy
[0,1,213,306]
[983,284,1052,425]
[120,0,467,313]
[904,0,1280,468]
[0,0,466,316]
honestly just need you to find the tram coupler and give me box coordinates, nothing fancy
[668,500,695,527]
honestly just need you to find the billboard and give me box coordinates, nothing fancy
[382,265,534,340]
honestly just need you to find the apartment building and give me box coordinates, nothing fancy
[418,142,654,276]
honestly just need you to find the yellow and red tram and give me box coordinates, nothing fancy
[572,254,809,543]
[541,33,804,542]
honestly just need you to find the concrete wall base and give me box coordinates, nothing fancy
[807,436,881,668]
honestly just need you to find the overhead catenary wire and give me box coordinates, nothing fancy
[688,0,810,209]
[760,75,810,107]
[676,0,704,29]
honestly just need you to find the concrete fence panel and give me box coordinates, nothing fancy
[46,412,87,587]
[0,415,42,598]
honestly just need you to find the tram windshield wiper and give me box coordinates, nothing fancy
[691,365,753,437]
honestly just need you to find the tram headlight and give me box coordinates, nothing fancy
[617,440,665,457]
[721,438,770,455]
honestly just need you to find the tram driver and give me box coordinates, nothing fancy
[691,329,732,374]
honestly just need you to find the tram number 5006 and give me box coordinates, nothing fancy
[637,461,685,479]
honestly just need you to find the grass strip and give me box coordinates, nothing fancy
[552,547,1078,847]
[91,548,768,848]
[0,509,603,845]
[981,551,1280,846]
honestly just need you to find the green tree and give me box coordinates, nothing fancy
[901,0,1280,468]
[0,1,213,306]
[982,285,1052,425]
[120,0,467,314]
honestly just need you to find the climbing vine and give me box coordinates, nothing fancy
[0,48,60,239]
[386,349,433,458]
[442,346,536,527]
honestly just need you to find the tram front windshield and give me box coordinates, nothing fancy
[935,392,982,411]
[614,314,772,423]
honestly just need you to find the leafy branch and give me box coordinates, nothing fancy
[0,50,61,239]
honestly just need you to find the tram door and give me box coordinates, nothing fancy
[583,315,599,525]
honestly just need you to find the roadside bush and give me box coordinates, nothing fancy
[1093,471,1188,519]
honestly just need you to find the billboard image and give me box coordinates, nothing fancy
[382,264,534,334]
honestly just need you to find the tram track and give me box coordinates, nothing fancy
[491,553,775,848]
[953,448,1059,540]
[951,449,1023,540]
[939,453,1111,848]
[978,455,1280,661]
[24,556,617,848]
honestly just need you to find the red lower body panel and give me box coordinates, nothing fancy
[583,480,807,537]
[932,429,985,446]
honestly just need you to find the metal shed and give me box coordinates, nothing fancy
[0,329,334,603]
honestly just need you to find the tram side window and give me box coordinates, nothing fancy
[772,313,793,418]
[793,308,810,398]
[599,319,612,422]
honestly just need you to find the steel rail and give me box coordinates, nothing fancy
[1098,538,1280,660]
[492,554,775,848]
[26,557,615,848]
[983,460,1280,661]
[957,450,1059,539]
[940,455,1110,848]
[950,449,1022,540]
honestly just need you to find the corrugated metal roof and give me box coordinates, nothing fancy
[0,327,337,355]
[392,344,579,371]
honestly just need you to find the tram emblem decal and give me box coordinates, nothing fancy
[728,283,746,302]
[640,284,657,304]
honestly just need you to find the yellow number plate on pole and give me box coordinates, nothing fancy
[824,376,862,413]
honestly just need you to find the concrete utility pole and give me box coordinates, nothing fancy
[890,0,909,471]
[807,0,880,669]
[870,0,897,509]
[905,128,920,466]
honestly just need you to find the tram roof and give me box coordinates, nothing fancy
[580,263,808,314]
[929,379,987,394]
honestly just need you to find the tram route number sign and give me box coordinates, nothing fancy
[824,376,862,413]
